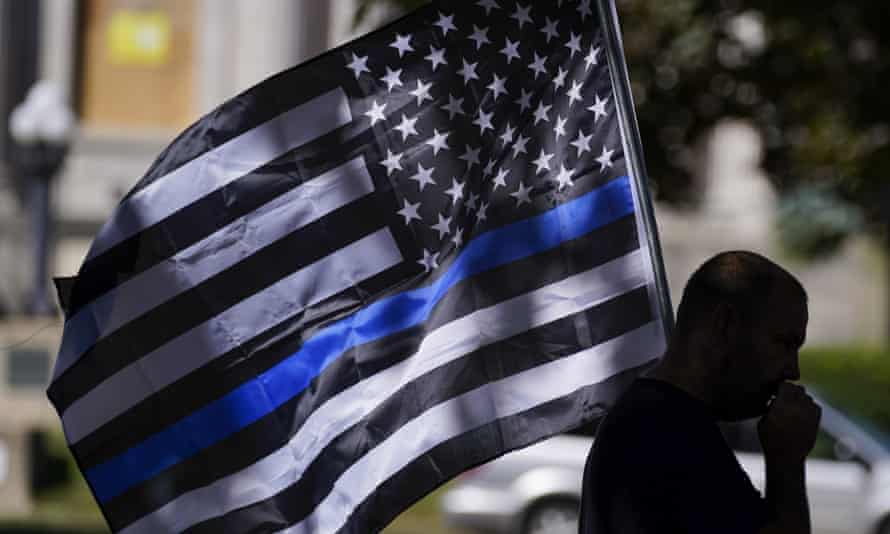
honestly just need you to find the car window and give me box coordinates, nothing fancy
[720,421,864,464]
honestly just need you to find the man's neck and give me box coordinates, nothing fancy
[646,351,715,410]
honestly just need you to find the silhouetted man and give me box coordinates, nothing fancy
[579,251,820,534]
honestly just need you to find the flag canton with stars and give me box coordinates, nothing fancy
[344,0,623,275]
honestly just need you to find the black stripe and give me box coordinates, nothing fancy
[97,217,639,529]
[182,288,654,534]
[72,214,638,469]
[339,361,654,534]
[48,192,391,412]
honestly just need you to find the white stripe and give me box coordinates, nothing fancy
[119,250,652,534]
[286,321,664,534]
[62,229,402,444]
[85,88,352,262]
[53,157,375,380]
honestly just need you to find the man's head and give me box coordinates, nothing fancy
[671,251,808,421]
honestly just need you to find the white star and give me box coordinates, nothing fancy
[465,191,480,211]
[578,0,593,20]
[565,33,583,58]
[584,46,601,71]
[409,163,436,191]
[533,101,552,125]
[364,100,387,125]
[381,149,403,176]
[452,229,464,248]
[567,80,584,106]
[468,25,491,50]
[499,123,516,145]
[425,46,447,71]
[529,53,547,79]
[554,164,574,190]
[474,109,494,135]
[552,67,568,90]
[425,129,450,155]
[540,17,559,43]
[533,149,554,174]
[441,94,466,119]
[458,59,480,85]
[588,93,609,122]
[381,67,403,92]
[394,114,419,141]
[512,134,530,157]
[511,4,533,29]
[434,12,457,36]
[482,158,497,176]
[596,145,616,172]
[346,53,370,79]
[418,249,439,272]
[501,39,521,64]
[445,179,465,205]
[570,128,593,157]
[397,199,421,224]
[516,89,533,113]
[510,180,533,206]
[432,213,452,239]
[555,115,568,140]
[492,168,509,191]
[477,0,500,15]
[487,74,508,100]
[459,145,481,168]
[483,158,496,177]
[477,202,489,223]
[390,34,414,57]
[410,79,434,106]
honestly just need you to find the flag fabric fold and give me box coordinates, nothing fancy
[49,0,669,532]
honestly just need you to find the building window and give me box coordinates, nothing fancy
[79,0,196,130]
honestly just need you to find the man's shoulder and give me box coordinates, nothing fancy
[593,379,728,461]
[601,379,706,432]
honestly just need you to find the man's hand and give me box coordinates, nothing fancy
[758,383,821,464]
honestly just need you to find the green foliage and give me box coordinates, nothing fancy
[616,0,890,245]
[801,346,890,436]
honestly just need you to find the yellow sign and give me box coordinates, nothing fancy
[107,10,171,66]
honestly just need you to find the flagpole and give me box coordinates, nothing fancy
[596,0,675,339]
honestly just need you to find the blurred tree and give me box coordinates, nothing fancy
[356,0,890,259]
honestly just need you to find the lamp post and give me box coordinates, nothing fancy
[8,81,74,316]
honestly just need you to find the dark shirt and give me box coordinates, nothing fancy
[579,378,769,534]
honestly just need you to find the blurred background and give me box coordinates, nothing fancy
[0,0,888,533]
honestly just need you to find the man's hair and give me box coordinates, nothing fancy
[674,251,806,337]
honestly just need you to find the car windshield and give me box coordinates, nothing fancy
[813,388,890,453]
[843,409,890,453]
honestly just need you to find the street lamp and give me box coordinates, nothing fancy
[8,81,74,316]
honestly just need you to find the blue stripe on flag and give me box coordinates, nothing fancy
[86,176,635,502]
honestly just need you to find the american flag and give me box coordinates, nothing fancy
[48,1,669,532]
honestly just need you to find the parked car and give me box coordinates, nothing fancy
[441,392,890,534]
